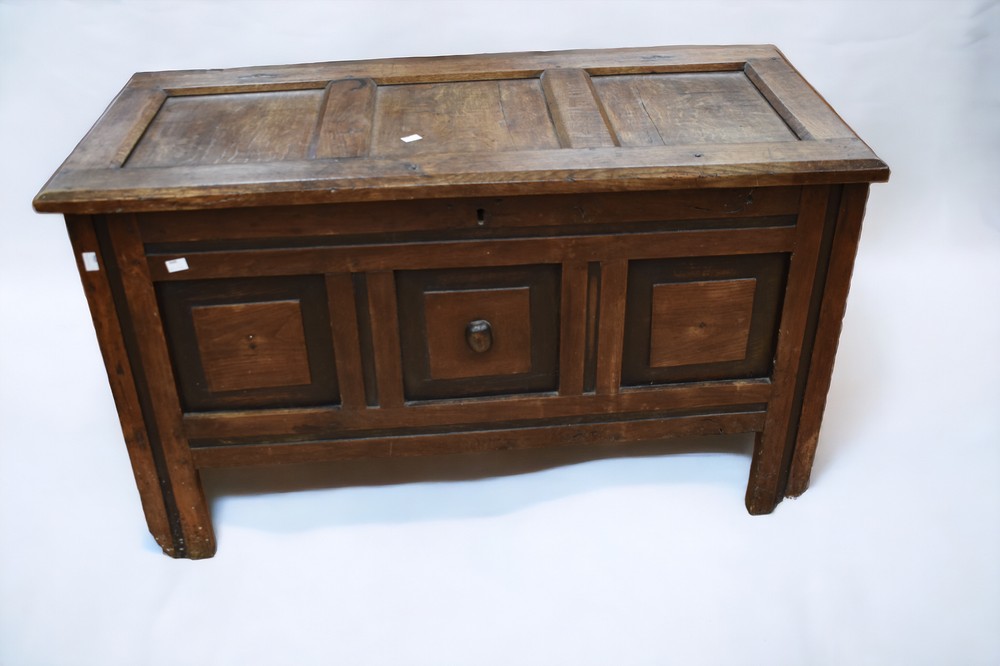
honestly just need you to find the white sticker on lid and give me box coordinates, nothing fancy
[165,257,189,273]
[81,252,100,272]
[400,133,423,143]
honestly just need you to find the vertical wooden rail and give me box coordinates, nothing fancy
[559,261,589,396]
[595,259,628,395]
[106,215,216,558]
[367,271,405,408]
[540,69,619,149]
[745,186,829,514]
[65,214,174,553]
[786,184,872,496]
[310,78,377,159]
[326,273,367,410]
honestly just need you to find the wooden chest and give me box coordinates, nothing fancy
[34,46,888,558]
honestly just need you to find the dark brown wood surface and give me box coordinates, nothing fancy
[396,265,560,401]
[190,301,312,392]
[785,184,871,495]
[182,379,772,442]
[157,276,339,411]
[135,187,802,243]
[366,271,405,409]
[648,279,757,368]
[38,46,888,557]
[64,216,174,554]
[745,186,830,514]
[621,254,787,386]
[106,216,216,558]
[325,273,367,410]
[559,261,589,396]
[190,411,768,469]
[423,288,532,380]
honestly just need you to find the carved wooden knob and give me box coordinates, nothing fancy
[465,319,493,353]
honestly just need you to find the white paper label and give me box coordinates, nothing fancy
[400,133,423,143]
[165,257,189,273]
[81,252,99,272]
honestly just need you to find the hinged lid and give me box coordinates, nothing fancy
[33,45,888,214]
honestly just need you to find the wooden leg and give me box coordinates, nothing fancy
[744,186,830,515]
[746,431,779,514]
[79,214,217,558]
[66,215,175,554]
[785,185,871,497]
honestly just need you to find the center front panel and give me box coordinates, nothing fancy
[395,265,561,401]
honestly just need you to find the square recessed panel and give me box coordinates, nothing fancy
[592,72,798,147]
[649,279,756,368]
[622,254,788,386]
[396,265,560,401]
[125,90,325,167]
[370,79,560,156]
[191,300,312,392]
[157,276,339,411]
[424,287,533,380]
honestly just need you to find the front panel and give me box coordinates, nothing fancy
[157,276,340,411]
[622,254,788,386]
[132,187,800,448]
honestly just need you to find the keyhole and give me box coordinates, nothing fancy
[476,208,486,226]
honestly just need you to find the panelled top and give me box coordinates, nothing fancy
[34,45,888,214]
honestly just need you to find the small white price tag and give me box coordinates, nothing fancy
[81,252,100,272]
[400,133,423,143]
[165,257,189,273]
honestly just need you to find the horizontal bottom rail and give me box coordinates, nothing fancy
[190,409,765,469]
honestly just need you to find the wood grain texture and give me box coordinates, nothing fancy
[191,301,312,392]
[395,265,560,401]
[36,140,887,214]
[583,262,601,393]
[540,69,618,148]
[745,186,830,514]
[559,262,589,395]
[785,184,871,496]
[139,45,776,90]
[622,254,786,386]
[311,78,376,159]
[135,186,801,244]
[60,85,167,169]
[366,271,404,408]
[182,379,771,441]
[423,288,532,380]
[190,410,768,469]
[649,279,757,368]
[156,276,339,411]
[35,46,887,214]
[743,56,858,141]
[593,72,797,146]
[371,79,559,156]
[126,90,324,167]
[595,260,628,394]
[145,227,795,282]
[106,215,216,558]
[325,273,367,410]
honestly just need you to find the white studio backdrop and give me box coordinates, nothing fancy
[1,1,998,665]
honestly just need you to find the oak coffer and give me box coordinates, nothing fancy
[33,46,889,558]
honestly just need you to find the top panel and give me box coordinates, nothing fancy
[34,45,888,213]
